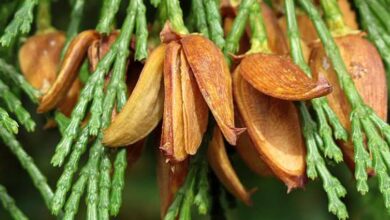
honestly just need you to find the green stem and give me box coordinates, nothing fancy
[0,184,28,220]
[96,0,122,34]
[0,106,18,134]
[367,0,390,34]
[0,79,35,132]
[203,0,225,49]
[134,0,148,61]
[63,169,88,220]
[0,0,38,46]
[223,0,255,61]
[247,1,271,54]
[285,0,347,162]
[296,102,348,219]
[298,0,363,108]
[0,58,40,103]
[51,126,89,215]
[192,0,209,37]
[0,125,55,211]
[166,0,189,34]
[109,149,127,216]
[98,154,112,220]
[36,0,52,32]
[319,0,349,35]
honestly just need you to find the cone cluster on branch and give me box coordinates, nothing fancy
[1,0,390,219]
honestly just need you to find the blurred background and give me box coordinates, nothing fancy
[0,0,389,219]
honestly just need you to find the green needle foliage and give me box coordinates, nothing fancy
[287,0,347,162]
[96,0,122,34]
[223,0,255,59]
[192,0,209,37]
[164,122,214,220]
[285,0,348,218]
[204,0,225,49]
[0,184,28,220]
[0,79,35,132]
[0,125,55,210]
[299,0,390,211]
[0,58,40,103]
[0,106,18,134]
[50,0,150,218]
[0,0,38,47]
[247,1,271,54]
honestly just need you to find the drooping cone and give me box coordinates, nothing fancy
[310,34,388,169]
[19,31,82,116]
[37,30,100,113]
[207,127,253,205]
[181,35,244,145]
[233,68,306,189]
[103,44,165,147]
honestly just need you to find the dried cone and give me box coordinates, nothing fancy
[160,40,209,161]
[238,53,332,101]
[181,35,244,145]
[233,69,306,189]
[157,151,188,218]
[310,34,388,169]
[103,44,165,147]
[37,30,100,113]
[207,127,253,205]
[19,31,82,116]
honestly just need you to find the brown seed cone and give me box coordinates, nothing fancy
[37,30,100,113]
[157,151,188,218]
[19,31,66,92]
[179,50,209,155]
[161,41,187,161]
[103,44,165,147]
[233,68,306,190]
[19,31,83,117]
[207,127,253,205]
[181,35,244,145]
[310,34,388,170]
[238,53,332,101]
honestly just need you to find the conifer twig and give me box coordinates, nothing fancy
[0,79,35,132]
[0,58,40,103]
[0,125,54,210]
[0,184,28,220]
[0,0,38,46]
[299,0,390,210]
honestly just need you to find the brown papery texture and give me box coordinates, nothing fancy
[19,31,65,92]
[181,35,244,145]
[233,69,306,189]
[19,31,82,117]
[207,127,253,205]
[310,34,388,169]
[103,44,165,147]
[161,41,187,161]
[236,130,273,177]
[239,53,332,100]
[37,30,100,113]
[157,152,188,218]
[180,50,209,155]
